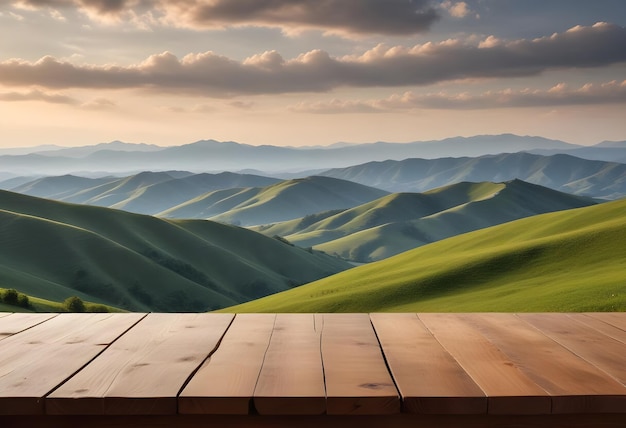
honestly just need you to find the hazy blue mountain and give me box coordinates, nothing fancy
[0,144,65,156]
[0,175,40,190]
[593,140,626,148]
[0,134,587,175]
[9,175,119,199]
[35,141,164,158]
[252,180,597,262]
[319,153,626,200]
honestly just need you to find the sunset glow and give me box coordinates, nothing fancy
[1,1,625,147]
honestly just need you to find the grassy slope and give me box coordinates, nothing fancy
[255,180,596,262]
[162,176,389,226]
[0,190,351,312]
[224,197,626,313]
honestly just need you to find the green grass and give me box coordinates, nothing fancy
[0,292,123,313]
[224,197,626,313]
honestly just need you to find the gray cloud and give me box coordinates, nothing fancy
[14,0,129,14]
[13,0,440,35]
[161,0,439,35]
[0,88,77,104]
[1,23,625,96]
[290,80,626,113]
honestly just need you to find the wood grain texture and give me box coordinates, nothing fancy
[179,314,276,414]
[321,313,400,415]
[0,313,58,341]
[519,313,626,386]
[461,313,626,413]
[2,312,625,423]
[581,313,626,343]
[419,313,551,415]
[46,313,234,415]
[253,313,325,415]
[370,313,487,414]
[0,313,145,415]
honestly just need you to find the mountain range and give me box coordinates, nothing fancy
[1,134,624,176]
[252,180,597,262]
[1,133,625,314]
[319,152,626,200]
[0,190,350,312]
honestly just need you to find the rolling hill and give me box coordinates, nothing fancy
[159,176,389,226]
[320,152,626,200]
[253,180,597,262]
[225,197,626,313]
[11,171,282,215]
[9,173,385,224]
[0,190,351,312]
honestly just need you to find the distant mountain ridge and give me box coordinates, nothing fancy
[0,134,610,175]
[253,180,597,262]
[319,152,626,200]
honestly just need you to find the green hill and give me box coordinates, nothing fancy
[253,180,596,262]
[160,176,389,226]
[0,190,351,312]
[12,171,281,215]
[225,197,626,313]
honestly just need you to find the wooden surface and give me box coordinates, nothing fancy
[0,312,625,427]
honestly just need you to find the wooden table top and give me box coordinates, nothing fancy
[1,312,625,427]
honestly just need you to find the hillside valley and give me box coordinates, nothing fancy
[227,197,626,313]
[253,180,597,262]
[0,190,351,312]
[6,173,389,226]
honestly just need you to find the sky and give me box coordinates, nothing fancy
[1,0,625,148]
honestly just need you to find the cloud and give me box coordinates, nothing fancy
[440,1,475,19]
[159,0,439,35]
[12,0,440,35]
[0,23,625,96]
[0,88,77,104]
[80,96,117,109]
[289,80,626,113]
[14,0,131,15]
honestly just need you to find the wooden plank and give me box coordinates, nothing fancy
[0,313,145,415]
[582,313,626,341]
[519,313,626,387]
[419,313,551,415]
[179,314,276,414]
[370,313,487,414]
[462,313,626,413]
[46,313,234,416]
[585,312,626,331]
[253,313,325,415]
[0,313,58,341]
[320,313,400,415]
